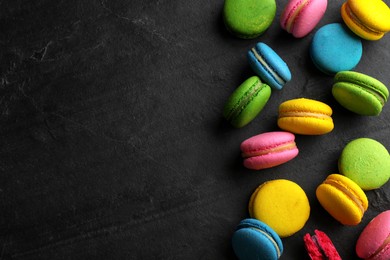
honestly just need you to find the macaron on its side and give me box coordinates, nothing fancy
[341,0,390,41]
[316,174,368,225]
[332,71,389,116]
[310,23,362,75]
[338,138,390,190]
[223,0,277,39]
[249,179,310,237]
[241,131,299,170]
[280,0,328,38]
[232,218,283,260]
[304,230,342,260]
[356,210,390,260]
[223,76,272,128]
[277,98,334,135]
[248,42,292,90]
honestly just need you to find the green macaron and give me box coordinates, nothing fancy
[332,71,389,116]
[223,0,276,39]
[223,76,271,128]
[339,138,390,190]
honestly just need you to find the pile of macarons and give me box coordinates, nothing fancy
[222,0,390,259]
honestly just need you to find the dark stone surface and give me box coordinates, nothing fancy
[1,0,390,259]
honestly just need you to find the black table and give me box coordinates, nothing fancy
[1,0,390,259]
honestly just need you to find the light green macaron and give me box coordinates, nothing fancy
[332,71,389,116]
[339,138,390,190]
[223,76,271,128]
[223,0,276,39]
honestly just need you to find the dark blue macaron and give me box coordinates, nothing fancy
[248,42,292,90]
[232,218,283,260]
[310,23,363,75]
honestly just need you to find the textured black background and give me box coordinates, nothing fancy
[1,0,390,259]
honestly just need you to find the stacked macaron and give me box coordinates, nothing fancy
[220,0,390,259]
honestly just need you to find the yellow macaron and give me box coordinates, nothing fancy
[277,98,334,135]
[341,0,390,41]
[249,179,310,238]
[316,174,368,225]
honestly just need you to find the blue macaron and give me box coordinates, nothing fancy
[310,23,363,75]
[248,42,291,90]
[232,218,283,260]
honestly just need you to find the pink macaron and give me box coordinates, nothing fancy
[240,131,299,170]
[356,210,390,260]
[280,0,328,38]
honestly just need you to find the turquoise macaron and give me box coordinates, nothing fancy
[248,42,292,90]
[232,218,283,260]
[332,71,389,116]
[310,23,363,75]
[223,76,271,128]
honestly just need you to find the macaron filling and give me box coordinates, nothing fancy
[324,178,365,215]
[249,227,282,258]
[344,3,383,36]
[367,234,390,260]
[250,47,286,86]
[357,84,387,106]
[278,111,332,120]
[242,141,296,158]
[283,0,311,32]
[225,80,263,122]
[310,235,327,257]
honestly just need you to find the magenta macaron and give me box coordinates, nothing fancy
[356,210,390,260]
[280,0,328,38]
[240,131,299,170]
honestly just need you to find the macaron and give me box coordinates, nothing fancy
[247,42,292,90]
[223,0,276,39]
[277,98,334,135]
[310,23,362,75]
[240,131,299,170]
[232,218,283,260]
[356,210,390,260]
[341,0,390,41]
[338,138,390,190]
[249,179,310,237]
[304,230,342,260]
[332,71,389,116]
[316,174,368,225]
[280,0,328,38]
[223,76,271,128]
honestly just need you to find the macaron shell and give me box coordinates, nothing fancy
[278,117,334,135]
[249,179,310,237]
[347,0,390,32]
[356,210,390,259]
[310,23,362,74]
[223,0,276,39]
[316,174,368,225]
[248,42,291,90]
[223,76,272,128]
[280,0,328,38]
[341,3,385,41]
[338,138,390,190]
